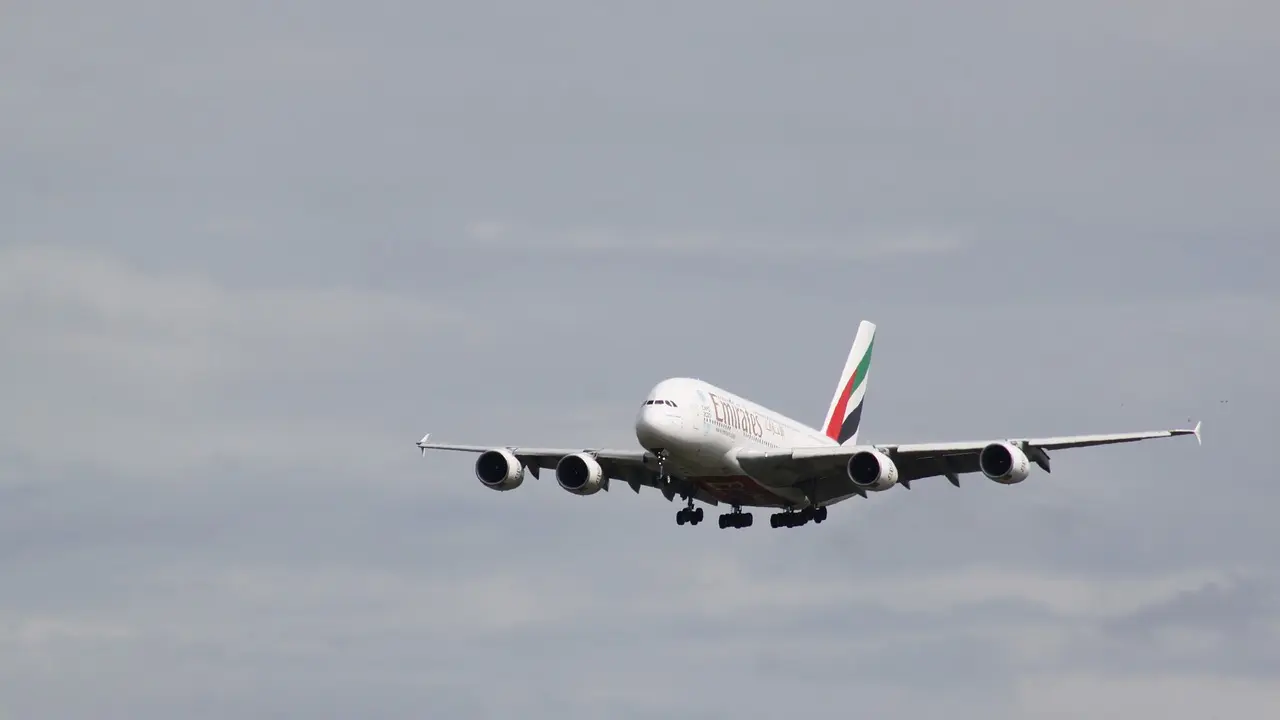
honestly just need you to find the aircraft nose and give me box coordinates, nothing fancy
[635,405,676,448]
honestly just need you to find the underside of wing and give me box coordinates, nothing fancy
[732,448,868,506]
[880,422,1201,483]
[415,435,721,505]
[734,421,1201,500]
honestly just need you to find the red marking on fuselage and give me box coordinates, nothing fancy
[691,474,787,507]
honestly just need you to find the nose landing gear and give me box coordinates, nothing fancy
[652,449,669,481]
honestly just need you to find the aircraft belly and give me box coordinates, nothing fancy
[666,432,808,507]
[667,453,799,508]
[690,475,795,507]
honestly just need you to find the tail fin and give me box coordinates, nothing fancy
[821,320,876,445]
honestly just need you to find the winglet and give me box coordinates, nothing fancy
[1193,421,1201,446]
[418,433,430,456]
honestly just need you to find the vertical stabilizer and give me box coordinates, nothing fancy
[821,320,876,445]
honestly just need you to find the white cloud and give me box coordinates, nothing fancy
[457,221,965,259]
[1106,0,1280,50]
[464,219,509,241]
[2,614,133,649]
[0,244,463,478]
[1015,674,1280,718]
[839,565,1236,617]
[0,244,460,379]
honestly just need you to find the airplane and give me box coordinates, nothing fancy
[416,320,1202,530]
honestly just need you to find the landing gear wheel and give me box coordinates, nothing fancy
[814,506,828,523]
[770,509,813,528]
[677,501,703,526]
[718,505,753,529]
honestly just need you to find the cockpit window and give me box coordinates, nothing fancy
[644,399,678,407]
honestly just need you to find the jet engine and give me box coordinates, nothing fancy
[474,448,525,491]
[979,442,1032,484]
[556,452,606,495]
[846,449,899,491]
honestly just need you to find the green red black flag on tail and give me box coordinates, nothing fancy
[822,321,876,445]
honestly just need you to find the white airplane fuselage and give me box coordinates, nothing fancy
[634,377,838,508]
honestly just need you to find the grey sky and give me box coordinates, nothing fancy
[2,1,1277,718]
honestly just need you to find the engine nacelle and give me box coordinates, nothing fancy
[846,449,899,491]
[474,449,525,491]
[979,442,1032,484]
[556,452,606,496]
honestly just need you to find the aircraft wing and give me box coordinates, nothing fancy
[416,435,720,504]
[734,422,1201,503]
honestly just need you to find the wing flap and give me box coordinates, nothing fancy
[417,436,651,466]
[733,422,1200,491]
[415,436,716,502]
[886,424,1200,455]
[1021,423,1201,450]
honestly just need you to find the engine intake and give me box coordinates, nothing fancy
[979,442,1031,484]
[556,453,606,495]
[846,449,899,491]
[474,449,525,491]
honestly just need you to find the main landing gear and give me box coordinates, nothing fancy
[769,505,829,528]
[719,505,753,529]
[679,502,828,528]
[676,497,704,526]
